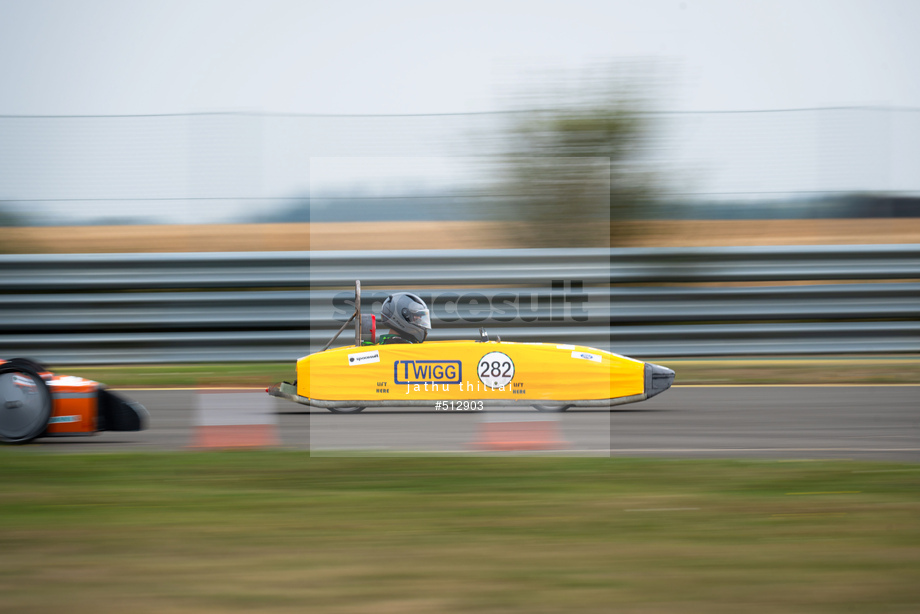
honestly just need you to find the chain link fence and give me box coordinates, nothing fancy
[1,107,918,226]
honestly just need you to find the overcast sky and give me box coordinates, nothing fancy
[1,0,918,115]
[1,0,918,225]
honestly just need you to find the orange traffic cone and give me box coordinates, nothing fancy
[472,411,567,451]
[192,390,279,449]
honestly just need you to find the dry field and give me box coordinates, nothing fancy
[2,218,919,253]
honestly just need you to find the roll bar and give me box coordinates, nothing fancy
[321,280,362,352]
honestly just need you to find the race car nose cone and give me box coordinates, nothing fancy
[644,363,675,399]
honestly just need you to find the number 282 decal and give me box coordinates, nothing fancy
[477,351,515,389]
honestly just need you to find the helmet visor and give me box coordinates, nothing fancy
[408,308,431,330]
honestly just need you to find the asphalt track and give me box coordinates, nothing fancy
[25,385,920,461]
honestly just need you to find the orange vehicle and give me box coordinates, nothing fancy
[0,358,148,444]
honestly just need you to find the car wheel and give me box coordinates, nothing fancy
[533,404,572,412]
[6,357,50,373]
[327,406,366,414]
[0,363,53,444]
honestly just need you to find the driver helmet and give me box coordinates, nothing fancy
[379,292,431,343]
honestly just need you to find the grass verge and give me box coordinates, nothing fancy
[49,362,296,388]
[661,356,920,386]
[0,452,918,613]
[50,357,920,388]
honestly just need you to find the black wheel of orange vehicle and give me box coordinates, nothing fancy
[326,406,366,413]
[0,363,53,444]
[6,358,50,374]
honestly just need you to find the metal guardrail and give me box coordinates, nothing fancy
[1,246,918,363]
[5,245,920,290]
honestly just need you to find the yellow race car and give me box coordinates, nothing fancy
[268,282,674,413]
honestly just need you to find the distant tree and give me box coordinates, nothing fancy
[491,64,663,247]
[0,202,23,227]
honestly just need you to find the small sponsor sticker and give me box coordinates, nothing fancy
[556,344,576,350]
[49,415,80,424]
[571,350,602,363]
[348,349,380,366]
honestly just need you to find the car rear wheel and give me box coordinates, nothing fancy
[6,357,49,373]
[533,404,572,412]
[326,406,366,414]
[0,363,52,444]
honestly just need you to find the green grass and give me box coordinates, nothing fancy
[0,452,918,613]
[52,357,920,388]
[663,356,920,385]
[51,362,296,388]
